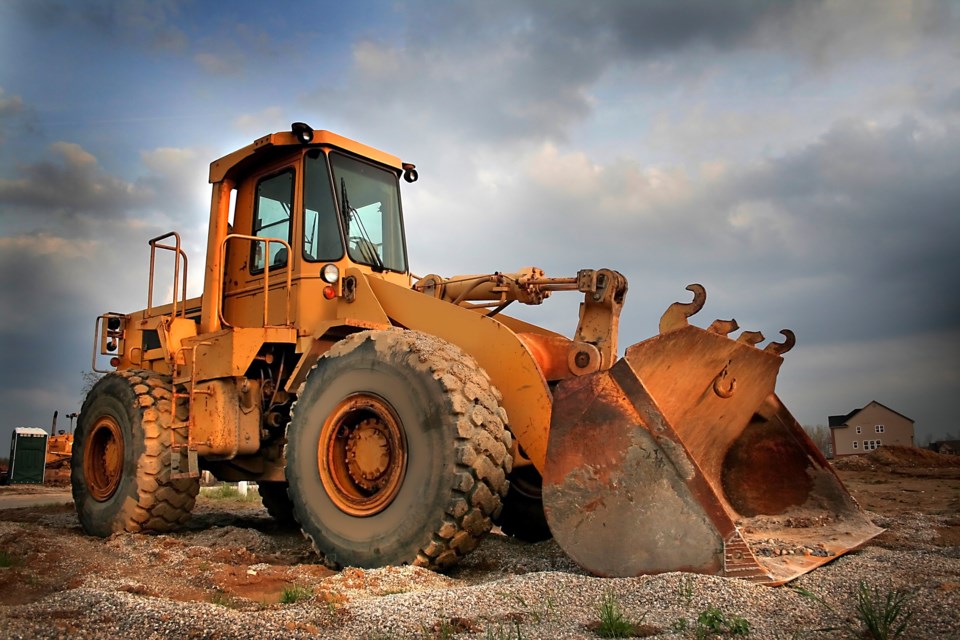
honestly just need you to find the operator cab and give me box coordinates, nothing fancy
[210,124,416,331]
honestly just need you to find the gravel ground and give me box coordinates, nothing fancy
[1,459,958,639]
[1,517,957,639]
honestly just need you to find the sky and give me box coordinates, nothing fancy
[1,0,958,450]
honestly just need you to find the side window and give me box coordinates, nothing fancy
[251,170,294,273]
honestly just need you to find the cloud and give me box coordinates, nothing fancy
[323,0,960,152]
[0,141,205,434]
[0,88,24,117]
[12,0,189,51]
[194,52,243,76]
[233,108,288,135]
[0,142,148,226]
[754,0,958,68]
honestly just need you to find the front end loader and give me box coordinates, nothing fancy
[73,123,880,584]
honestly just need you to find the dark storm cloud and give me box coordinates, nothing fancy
[329,0,959,151]
[726,118,960,340]
[525,0,799,55]
[0,141,210,239]
[0,142,148,224]
[484,117,960,347]
[329,0,800,144]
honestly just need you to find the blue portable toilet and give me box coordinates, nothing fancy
[8,427,48,484]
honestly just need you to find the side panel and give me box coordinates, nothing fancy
[365,275,553,471]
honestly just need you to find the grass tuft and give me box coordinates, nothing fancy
[791,581,914,639]
[595,593,638,638]
[204,483,260,501]
[695,606,750,638]
[280,584,314,604]
[854,581,913,640]
[0,550,16,568]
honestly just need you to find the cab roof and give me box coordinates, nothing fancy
[209,127,404,183]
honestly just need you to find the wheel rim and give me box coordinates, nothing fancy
[319,394,407,517]
[84,415,124,501]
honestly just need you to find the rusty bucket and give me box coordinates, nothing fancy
[542,289,881,585]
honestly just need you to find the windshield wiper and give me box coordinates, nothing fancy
[341,177,384,271]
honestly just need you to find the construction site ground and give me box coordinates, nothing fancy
[0,445,958,639]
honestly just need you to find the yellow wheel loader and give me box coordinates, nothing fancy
[73,123,880,584]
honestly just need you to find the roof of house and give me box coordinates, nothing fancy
[13,427,48,437]
[827,400,914,429]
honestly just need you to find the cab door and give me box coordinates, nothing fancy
[222,162,297,328]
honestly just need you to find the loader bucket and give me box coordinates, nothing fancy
[542,310,882,585]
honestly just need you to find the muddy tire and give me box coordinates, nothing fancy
[71,370,199,536]
[258,481,296,524]
[495,466,552,542]
[286,329,512,570]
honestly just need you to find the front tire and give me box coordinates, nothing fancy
[287,330,512,570]
[71,370,199,536]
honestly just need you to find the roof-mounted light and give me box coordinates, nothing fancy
[402,162,418,183]
[291,122,314,144]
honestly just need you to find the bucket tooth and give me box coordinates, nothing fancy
[708,319,739,336]
[737,330,764,346]
[764,329,796,355]
[659,284,706,334]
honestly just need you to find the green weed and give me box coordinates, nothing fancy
[434,619,454,640]
[279,584,314,604]
[854,581,913,640]
[595,592,640,638]
[792,581,913,639]
[0,550,16,568]
[695,606,750,638]
[486,621,524,640]
[678,575,695,604]
[210,591,239,608]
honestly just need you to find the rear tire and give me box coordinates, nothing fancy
[71,370,199,536]
[258,481,296,524]
[286,329,512,570]
[496,465,552,542]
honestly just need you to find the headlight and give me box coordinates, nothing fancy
[320,264,340,284]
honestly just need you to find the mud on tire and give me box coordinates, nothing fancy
[286,329,512,570]
[71,370,199,536]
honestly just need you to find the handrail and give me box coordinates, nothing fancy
[217,234,293,329]
[147,231,189,319]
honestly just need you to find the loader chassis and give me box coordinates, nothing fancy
[74,124,880,583]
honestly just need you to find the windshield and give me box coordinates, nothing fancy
[303,151,345,262]
[330,152,407,273]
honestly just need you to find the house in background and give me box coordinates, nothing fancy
[829,401,914,456]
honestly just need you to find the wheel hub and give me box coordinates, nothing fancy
[319,395,407,517]
[345,418,392,491]
[84,416,124,502]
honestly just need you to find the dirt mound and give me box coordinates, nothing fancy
[831,455,874,471]
[831,446,959,471]
[868,446,959,468]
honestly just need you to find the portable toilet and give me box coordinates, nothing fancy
[8,427,48,484]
